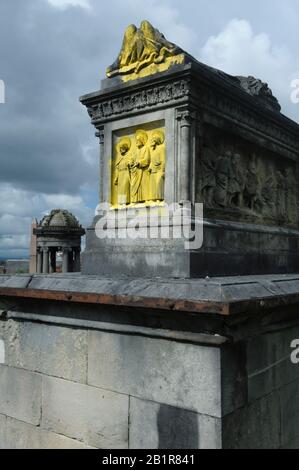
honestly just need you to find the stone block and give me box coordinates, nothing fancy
[0,365,41,425]
[88,331,221,417]
[42,376,129,448]
[129,397,221,449]
[0,319,18,367]
[0,415,95,449]
[280,380,299,447]
[280,435,299,449]
[221,342,247,415]
[247,326,299,402]
[0,414,6,449]
[0,339,4,364]
[4,320,87,383]
[222,392,280,449]
[0,275,32,288]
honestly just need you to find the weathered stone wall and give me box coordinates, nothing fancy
[223,324,299,449]
[0,310,298,449]
[0,316,223,449]
[1,272,299,449]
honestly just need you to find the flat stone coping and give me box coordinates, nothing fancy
[1,273,299,316]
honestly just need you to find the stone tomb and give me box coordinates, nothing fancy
[81,21,299,278]
[2,21,299,450]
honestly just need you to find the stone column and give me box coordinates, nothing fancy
[176,108,195,205]
[68,250,74,273]
[50,249,56,274]
[62,248,70,274]
[42,248,49,274]
[74,248,81,272]
[29,219,38,274]
[37,249,42,274]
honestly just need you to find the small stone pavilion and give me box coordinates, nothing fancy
[33,209,85,274]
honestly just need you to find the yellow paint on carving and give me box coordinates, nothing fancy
[106,20,186,82]
[111,127,166,209]
[120,54,185,82]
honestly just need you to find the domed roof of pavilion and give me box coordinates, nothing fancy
[35,209,85,236]
[40,209,81,229]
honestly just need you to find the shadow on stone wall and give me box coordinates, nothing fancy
[157,404,199,449]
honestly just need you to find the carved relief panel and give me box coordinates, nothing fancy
[111,122,166,208]
[197,126,299,227]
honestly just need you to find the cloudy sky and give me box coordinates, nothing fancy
[0,0,299,258]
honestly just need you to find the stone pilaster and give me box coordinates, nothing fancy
[37,250,43,274]
[96,126,105,204]
[74,248,81,272]
[42,248,49,274]
[176,107,196,205]
[62,248,70,274]
[50,249,56,274]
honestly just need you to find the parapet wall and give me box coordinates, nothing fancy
[0,274,299,449]
[0,313,223,449]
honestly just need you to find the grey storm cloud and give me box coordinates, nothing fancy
[0,0,299,257]
[0,0,299,194]
[0,0,101,194]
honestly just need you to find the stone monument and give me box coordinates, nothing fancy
[80,20,299,278]
[1,21,299,450]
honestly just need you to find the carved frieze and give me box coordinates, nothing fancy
[200,86,299,155]
[85,76,299,158]
[87,80,190,122]
[198,128,299,227]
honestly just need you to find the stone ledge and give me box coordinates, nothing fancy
[1,273,299,317]
[3,312,228,346]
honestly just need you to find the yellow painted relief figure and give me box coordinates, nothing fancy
[149,131,166,202]
[112,128,166,208]
[106,20,184,81]
[130,130,151,204]
[114,137,132,206]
